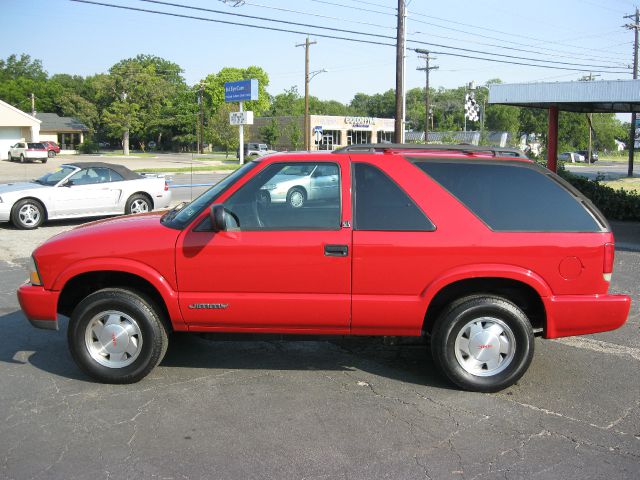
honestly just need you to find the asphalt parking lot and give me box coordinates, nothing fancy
[0,156,639,479]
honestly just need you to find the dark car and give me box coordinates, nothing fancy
[41,141,61,157]
[575,150,598,163]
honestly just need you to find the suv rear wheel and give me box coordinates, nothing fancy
[68,288,169,384]
[431,296,534,392]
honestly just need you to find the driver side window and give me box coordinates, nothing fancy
[222,162,341,231]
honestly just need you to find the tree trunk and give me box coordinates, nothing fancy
[123,129,130,155]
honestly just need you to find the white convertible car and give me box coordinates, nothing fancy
[0,162,172,229]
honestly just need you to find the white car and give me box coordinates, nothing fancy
[8,142,49,163]
[0,162,172,229]
[559,152,586,163]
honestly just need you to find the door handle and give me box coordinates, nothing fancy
[324,244,348,257]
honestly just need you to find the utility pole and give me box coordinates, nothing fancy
[625,8,639,177]
[394,0,406,144]
[296,36,317,150]
[198,82,204,154]
[416,49,438,144]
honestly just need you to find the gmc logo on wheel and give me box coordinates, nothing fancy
[478,345,493,349]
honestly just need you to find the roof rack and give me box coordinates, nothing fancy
[332,143,528,159]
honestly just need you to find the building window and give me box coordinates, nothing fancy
[377,131,394,143]
[347,130,372,145]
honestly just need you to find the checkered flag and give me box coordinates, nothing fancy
[465,93,480,122]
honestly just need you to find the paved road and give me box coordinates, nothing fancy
[1,155,639,479]
[565,161,639,180]
[0,241,638,478]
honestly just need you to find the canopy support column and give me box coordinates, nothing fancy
[547,106,559,172]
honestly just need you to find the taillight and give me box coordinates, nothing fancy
[603,242,614,281]
[164,181,169,191]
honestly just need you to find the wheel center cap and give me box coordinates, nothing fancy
[468,332,500,362]
[101,324,129,354]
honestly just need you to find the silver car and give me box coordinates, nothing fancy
[260,164,339,208]
[0,162,171,229]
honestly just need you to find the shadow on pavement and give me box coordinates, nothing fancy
[0,309,453,390]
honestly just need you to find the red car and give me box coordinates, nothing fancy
[17,144,631,391]
[41,141,61,157]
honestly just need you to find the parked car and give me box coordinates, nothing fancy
[7,142,48,163]
[17,144,630,392]
[237,143,275,159]
[259,163,339,208]
[0,162,171,229]
[559,152,586,163]
[41,141,61,157]
[575,150,598,163]
[98,141,111,149]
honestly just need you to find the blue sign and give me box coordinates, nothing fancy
[313,126,323,134]
[224,79,259,102]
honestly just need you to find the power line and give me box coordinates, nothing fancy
[139,0,629,70]
[69,0,632,74]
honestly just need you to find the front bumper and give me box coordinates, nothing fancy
[544,293,631,339]
[17,284,59,330]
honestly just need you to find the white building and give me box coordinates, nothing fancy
[0,99,41,160]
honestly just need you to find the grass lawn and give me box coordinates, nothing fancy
[598,154,630,163]
[601,177,640,194]
[135,164,240,174]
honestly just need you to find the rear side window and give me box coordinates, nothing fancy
[417,162,601,232]
[353,163,434,231]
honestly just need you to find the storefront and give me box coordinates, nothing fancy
[249,115,395,151]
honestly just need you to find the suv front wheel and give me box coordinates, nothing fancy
[68,288,169,384]
[431,296,534,392]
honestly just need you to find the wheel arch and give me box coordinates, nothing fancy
[127,191,155,210]
[422,272,548,336]
[11,196,49,220]
[54,261,184,331]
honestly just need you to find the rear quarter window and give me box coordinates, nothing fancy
[416,161,603,232]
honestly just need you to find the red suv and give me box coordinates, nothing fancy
[17,144,631,391]
[41,141,61,157]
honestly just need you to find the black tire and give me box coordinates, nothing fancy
[286,187,306,208]
[11,198,45,229]
[67,288,169,384]
[7,152,11,161]
[125,193,152,215]
[19,154,25,163]
[431,295,534,393]
[48,150,55,158]
[42,157,47,163]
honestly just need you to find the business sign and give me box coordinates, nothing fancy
[224,79,259,102]
[345,116,375,128]
[635,117,640,149]
[229,111,254,125]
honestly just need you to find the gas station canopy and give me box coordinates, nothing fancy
[488,79,640,172]
[488,79,640,113]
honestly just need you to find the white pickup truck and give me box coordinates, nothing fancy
[8,142,49,163]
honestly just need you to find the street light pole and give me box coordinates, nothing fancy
[394,0,406,143]
[624,7,639,177]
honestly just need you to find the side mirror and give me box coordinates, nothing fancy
[62,179,73,187]
[209,204,227,232]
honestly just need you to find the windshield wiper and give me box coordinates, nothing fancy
[161,201,188,223]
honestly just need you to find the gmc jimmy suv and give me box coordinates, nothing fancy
[17,144,631,392]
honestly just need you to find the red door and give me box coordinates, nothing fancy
[175,157,353,334]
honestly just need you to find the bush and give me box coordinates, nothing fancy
[557,167,640,221]
[77,140,100,154]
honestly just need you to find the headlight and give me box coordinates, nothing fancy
[28,256,42,286]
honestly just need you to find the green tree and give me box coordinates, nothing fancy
[210,103,238,158]
[261,118,280,147]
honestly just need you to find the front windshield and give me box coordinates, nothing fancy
[162,161,259,229]
[34,165,78,186]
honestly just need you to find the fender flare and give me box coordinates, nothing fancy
[421,263,552,306]
[53,257,185,329]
